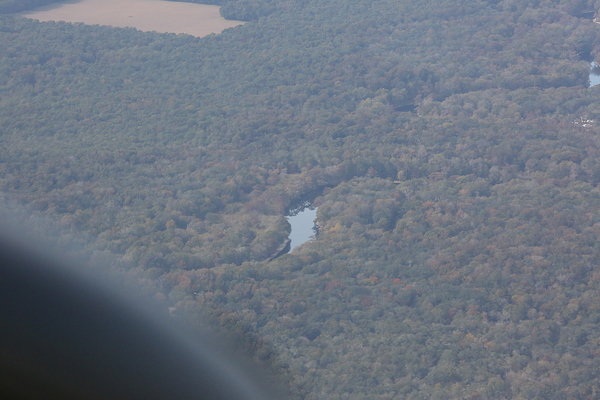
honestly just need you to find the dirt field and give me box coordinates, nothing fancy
[19,0,244,37]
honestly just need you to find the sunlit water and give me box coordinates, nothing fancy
[287,208,317,252]
[590,62,600,87]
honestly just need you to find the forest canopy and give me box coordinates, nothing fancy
[0,0,63,14]
[3,0,600,398]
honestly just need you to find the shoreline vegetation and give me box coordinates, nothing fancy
[17,0,244,37]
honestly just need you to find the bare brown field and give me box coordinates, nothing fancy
[19,0,245,37]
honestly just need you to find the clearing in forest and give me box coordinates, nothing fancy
[19,0,244,37]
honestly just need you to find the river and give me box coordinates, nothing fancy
[287,207,317,252]
[590,62,600,87]
[18,0,244,37]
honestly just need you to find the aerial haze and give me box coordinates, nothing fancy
[3,0,600,398]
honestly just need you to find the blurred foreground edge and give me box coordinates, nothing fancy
[0,218,279,400]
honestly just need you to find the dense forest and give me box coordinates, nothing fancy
[0,0,62,14]
[3,0,600,398]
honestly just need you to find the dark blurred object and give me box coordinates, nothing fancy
[0,219,276,400]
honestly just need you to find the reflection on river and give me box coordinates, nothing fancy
[286,207,317,252]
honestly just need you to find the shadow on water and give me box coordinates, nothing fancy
[576,10,596,20]
[395,104,417,113]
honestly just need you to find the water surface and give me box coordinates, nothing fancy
[590,62,600,87]
[287,208,317,252]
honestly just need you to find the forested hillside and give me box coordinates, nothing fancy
[3,0,600,398]
[0,0,62,14]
